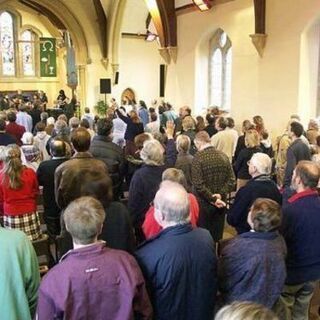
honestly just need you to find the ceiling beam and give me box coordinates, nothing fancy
[253,0,266,34]
[18,0,66,30]
[92,0,108,59]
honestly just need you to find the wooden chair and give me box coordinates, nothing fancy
[32,234,51,275]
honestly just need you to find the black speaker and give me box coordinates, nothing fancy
[160,64,166,97]
[115,72,119,85]
[100,78,111,94]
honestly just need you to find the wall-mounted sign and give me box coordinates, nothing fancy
[40,37,57,77]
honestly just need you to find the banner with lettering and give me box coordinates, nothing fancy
[40,37,57,77]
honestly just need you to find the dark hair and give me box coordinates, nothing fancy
[217,117,228,130]
[184,107,191,116]
[227,117,235,128]
[80,118,90,129]
[50,138,67,157]
[150,112,157,122]
[250,198,281,232]
[295,161,320,188]
[139,100,147,109]
[84,107,90,113]
[80,175,113,207]
[0,119,6,131]
[71,127,91,152]
[206,113,215,125]
[97,118,113,136]
[36,122,46,132]
[149,107,155,113]
[290,122,304,137]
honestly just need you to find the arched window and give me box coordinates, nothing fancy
[21,30,35,76]
[0,11,40,78]
[209,29,232,111]
[0,11,15,76]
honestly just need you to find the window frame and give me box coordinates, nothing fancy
[0,10,41,79]
[208,28,232,111]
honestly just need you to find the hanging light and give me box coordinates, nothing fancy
[192,0,212,11]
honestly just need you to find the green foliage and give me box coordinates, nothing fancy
[94,100,108,116]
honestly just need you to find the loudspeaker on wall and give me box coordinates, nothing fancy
[100,78,111,94]
[159,64,166,98]
[115,72,119,85]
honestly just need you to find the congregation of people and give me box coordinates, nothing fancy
[1,90,320,320]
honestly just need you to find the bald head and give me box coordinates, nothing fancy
[50,138,66,157]
[154,181,190,227]
[294,161,320,189]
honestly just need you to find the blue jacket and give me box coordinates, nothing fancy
[227,175,282,234]
[281,189,320,285]
[219,231,286,308]
[135,224,217,320]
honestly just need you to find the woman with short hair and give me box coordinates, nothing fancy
[0,145,41,240]
[218,198,286,309]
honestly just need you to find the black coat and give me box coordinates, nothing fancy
[99,201,135,253]
[284,138,311,187]
[227,175,282,233]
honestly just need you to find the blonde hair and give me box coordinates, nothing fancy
[2,145,24,189]
[245,129,260,148]
[182,116,195,131]
[215,302,278,320]
[176,134,191,154]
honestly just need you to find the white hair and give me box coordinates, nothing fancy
[47,117,55,125]
[140,139,164,166]
[250,152,272,175]
[154,181,190,224]
[21,132,34,145]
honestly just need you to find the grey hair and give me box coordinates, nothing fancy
[154,181,190,224]
[140,139,164,166]
[176,134,191,154]
[250,152,272,175]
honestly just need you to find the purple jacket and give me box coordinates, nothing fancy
[36,242,152,320]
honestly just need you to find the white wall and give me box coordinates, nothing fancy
[166,0,320,137]
[113,37,162,106]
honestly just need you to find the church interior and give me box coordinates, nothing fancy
[0,0,320,319]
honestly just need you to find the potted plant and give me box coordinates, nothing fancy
[94,100,108,116]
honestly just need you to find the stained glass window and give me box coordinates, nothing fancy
[21,30,35,76]
[0,11,15,76]
[209,29,232,111]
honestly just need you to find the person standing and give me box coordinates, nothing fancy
[283,122,311,187]
[192,131,235,242]
[278,161,320,320]
[0,227,40,320]
[37,197,152,320]
[136,181,217,320]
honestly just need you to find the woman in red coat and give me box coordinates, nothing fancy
[143,168,199,239]
[0,145,41,240]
